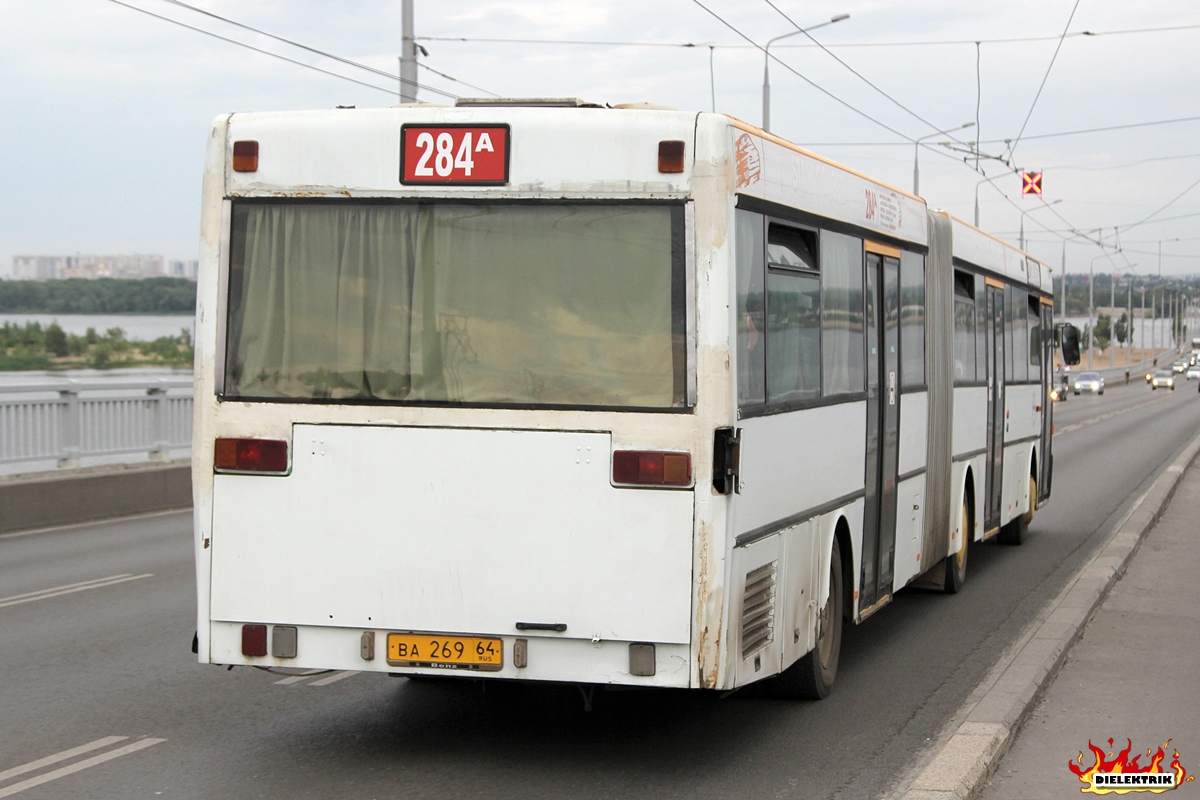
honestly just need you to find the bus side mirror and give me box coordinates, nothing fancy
[1057,323,1081,366]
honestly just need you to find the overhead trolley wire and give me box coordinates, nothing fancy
[686,0,917,145]
[107,0,467,99]
[758,0,975,151]
[156,0,501,98]
[155,0,501,98]
[1005,0,1081,163]
[153,0,501,97]
[415,23,1200,51]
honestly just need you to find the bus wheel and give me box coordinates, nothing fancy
[773,537,843,700]
[944,502,969,593]
[998,475,1035,545]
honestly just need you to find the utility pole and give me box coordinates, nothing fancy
[1088,265,1094,370]
[1141,287,1145,362]
[1110,274,1116,368]
[400,0,418,104]
[1127,281,1132,369]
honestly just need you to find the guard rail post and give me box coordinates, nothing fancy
[57,381,81,469]
[148,382,168,462]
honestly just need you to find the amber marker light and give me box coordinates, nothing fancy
[658,140,685,173]
[232,140,259,172]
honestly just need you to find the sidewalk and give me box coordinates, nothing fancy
[891,433,1200,800]
[977,455,1200,798]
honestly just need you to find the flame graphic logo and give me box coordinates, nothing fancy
[1069,739,1193,794]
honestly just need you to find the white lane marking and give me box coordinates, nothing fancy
[1055,394,1170,435]
[274,669,326,686]
[0,738,165,798]
[0,508,191,540]
[0,737,127,783]
[310,670,357,687]
[0,574,153,609]
[0,576,135,604]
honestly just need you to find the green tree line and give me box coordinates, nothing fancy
[0,278,196,314]
[0,321,193,371]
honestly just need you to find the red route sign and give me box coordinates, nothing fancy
[401,124,510,185]
[1022,171,1043,195]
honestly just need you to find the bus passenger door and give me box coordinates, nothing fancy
[985,284,1006,531]
[860,250,900,612]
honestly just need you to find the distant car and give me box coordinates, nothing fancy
[1171,360,1188,373]
[1151,370,1176,390]
[1187,364,1200,380]
[1073,371,1104,395]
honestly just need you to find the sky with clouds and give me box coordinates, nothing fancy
[2,0,1199,279]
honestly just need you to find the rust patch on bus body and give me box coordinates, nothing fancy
[695,519,723,689]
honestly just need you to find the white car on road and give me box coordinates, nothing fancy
[1073,371,1104,395]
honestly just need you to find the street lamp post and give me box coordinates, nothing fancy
[762,14,849,131]
[913,123,974,195]
[974,175,996,228]
[1088,253,1111,370]
[1019,198,1062,252]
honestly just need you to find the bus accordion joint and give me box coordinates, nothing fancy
[612,450,691,487]
[214,437,289,474]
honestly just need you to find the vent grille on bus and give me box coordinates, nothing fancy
[740,562,777,659]
[454,97,603,108]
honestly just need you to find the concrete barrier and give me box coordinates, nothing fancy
[0,460,192,534]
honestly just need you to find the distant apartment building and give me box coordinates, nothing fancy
[10,254,198,281]
[165,259,199,280]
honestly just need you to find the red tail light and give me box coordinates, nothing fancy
[612,450,691,487]
[214,438,289,474]
[242,624,267,657]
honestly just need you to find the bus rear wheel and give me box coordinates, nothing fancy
[998,474,1035,545]
[944,501,969,593]
[773,537,843,700]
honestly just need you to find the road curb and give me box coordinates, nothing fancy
[0,460,192,534]
[888,431,1200,800]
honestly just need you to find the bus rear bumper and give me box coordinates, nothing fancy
[204,621,694,689]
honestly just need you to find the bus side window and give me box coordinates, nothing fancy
[1028,294,1042,370]
[735,210,766,407]
[821,231,864,395]
[899,251,925,389]
[766,222,821,403]
[953,270,976,383]
[974,273,987,382]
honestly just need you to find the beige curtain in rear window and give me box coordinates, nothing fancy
[226,203,682,408]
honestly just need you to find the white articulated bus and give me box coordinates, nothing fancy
[192,99,1078,698]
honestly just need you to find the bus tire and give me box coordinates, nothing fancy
[944,501,969,594]
[998,474,1035,545]
[773,537,843,700]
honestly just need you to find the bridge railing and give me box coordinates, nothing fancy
[0,378,193,473]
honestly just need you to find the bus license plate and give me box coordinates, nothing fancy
[386,633,503,671]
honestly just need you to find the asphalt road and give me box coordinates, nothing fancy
[3,377,1199,799]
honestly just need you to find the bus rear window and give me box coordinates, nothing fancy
[224,201,687,410]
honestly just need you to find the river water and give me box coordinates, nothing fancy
[0,313,195,389]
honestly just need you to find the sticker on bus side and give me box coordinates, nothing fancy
[400,124,510,185]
